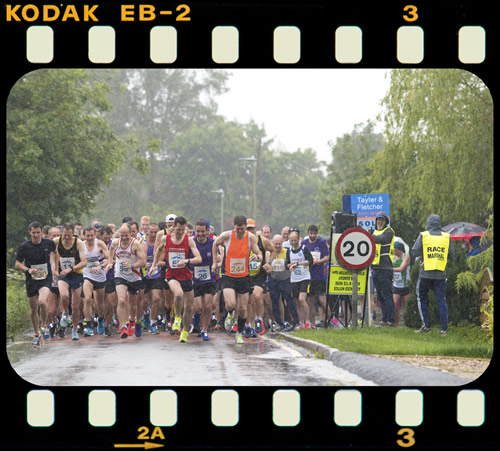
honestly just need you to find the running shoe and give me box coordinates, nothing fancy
[271,322,277,332]
[72,329,80,341]
[305,321,312,329]
[83,327,94,337]
[235,333,244,344]
[440,330,448,336]
[224,312,234,331]
[243,325,251,338]
[120,326,129,339]
[135,320,142,337]
[127,320,136,336]
[60,312,69,328]
[48,323,56,338]
[415,326,430,334]
[143,309,151,328]
[201,330,210,341]
[172,317,182,335]
[149,325,159,334]
[97,317,105,335]
[104,326,112,337]
[32,334,41,347]
[255,318,265,335]
[250,328,258,338]
[179,330,188,343]
[231,322,238,334]
[41,327,51,340]
[57,326,65,339]
[210,313,218,329]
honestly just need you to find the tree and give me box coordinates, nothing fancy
[7,69,123,254]
[320,121,383,228]
[376,69,493,234]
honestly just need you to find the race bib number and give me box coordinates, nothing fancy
[311,251,321,261]
[194,265,210,280]
[88,260,100,270]
[169,251,185,268]
[118,262,130,274]
[230,258,246,275]
[293,265,305,276]
[394,271,402,281]
[60,257,75,271]
[249,260,261,271]
[272,258,285,272]
[31,263,48,280]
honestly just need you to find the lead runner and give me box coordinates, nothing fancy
[211,215,262,344]
[150,216,202,343]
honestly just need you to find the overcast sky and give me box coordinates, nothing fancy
[216,69,391,164]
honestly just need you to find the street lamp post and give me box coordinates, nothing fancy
[239,156,257,220]
[211,189,224,234]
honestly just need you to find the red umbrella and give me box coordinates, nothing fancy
[442,222,485,240]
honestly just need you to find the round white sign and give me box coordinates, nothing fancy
[335,227,376,270]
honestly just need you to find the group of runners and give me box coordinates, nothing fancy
[15,213,333,347]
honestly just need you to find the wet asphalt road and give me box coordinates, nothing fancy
[9,328,375,386]
[9,328,469,387]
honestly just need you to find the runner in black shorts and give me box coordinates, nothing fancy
[15,221,58,347]
[54,223,88,341]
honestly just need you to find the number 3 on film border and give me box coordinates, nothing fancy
[397,428,416,447]
[403,5,418,22]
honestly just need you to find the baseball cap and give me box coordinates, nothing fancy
[93,223,103,231]
[246,218,256,228]
[165,214,177,222]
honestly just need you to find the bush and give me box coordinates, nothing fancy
[7,276,31,341]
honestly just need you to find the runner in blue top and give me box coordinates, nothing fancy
[190,219,217,341]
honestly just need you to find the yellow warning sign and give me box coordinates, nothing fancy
[328,266,367,295]
[328,232,367,294]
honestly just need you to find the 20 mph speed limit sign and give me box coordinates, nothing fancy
[335,227,376,270]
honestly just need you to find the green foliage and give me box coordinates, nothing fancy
[7,69,124,253]
[7,277,31,342]
[480,292,493,345]
[320,121,383,228]
[377,69,493,232]
[87,70,325,232]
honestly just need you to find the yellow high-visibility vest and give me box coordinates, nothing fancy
[372,226,394,266]
[421,231,450,271]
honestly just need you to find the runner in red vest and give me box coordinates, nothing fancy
[150,216,202,343]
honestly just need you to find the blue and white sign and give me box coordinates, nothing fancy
[343,193,390,231]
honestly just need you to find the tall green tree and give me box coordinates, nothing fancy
[375,69,493,235]
[7,69,123,253]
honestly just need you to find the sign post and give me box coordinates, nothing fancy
[335,228,376,329]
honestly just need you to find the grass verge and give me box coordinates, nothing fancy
[292,325,492,359]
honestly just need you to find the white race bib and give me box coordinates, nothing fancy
[293,265,305,276]
[194,265,210,280]
[169,251,185,268]
[31,263,48,280]
[272,258,285,272]
[60,257,75,271]
[229,258,246,275]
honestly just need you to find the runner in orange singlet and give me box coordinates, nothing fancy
[211,215,262,344]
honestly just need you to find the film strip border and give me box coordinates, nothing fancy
[22,24,487,65]
[27,388,485,428]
